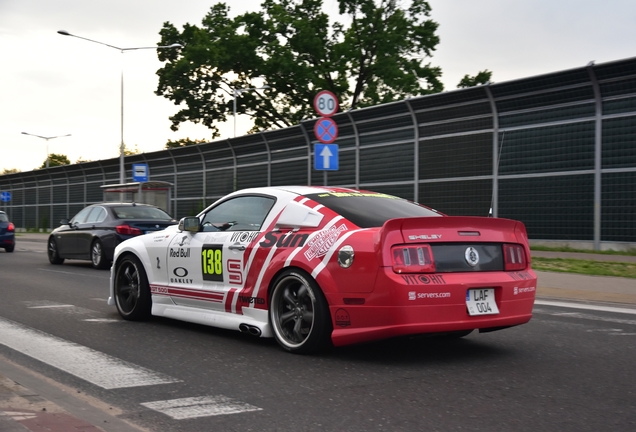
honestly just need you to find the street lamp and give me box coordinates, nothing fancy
[21,132,72,169]
[233,85,270,137]
[57,30,182,184]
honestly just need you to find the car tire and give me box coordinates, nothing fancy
[91,239,109,269]
[113,254,151,321]
[47,237,64,264]
[5,244,14,253]
[269,269,332,354]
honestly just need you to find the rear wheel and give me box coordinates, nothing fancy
[5,244,14,253]
[47,237,64,264]
[114,255,151,321]
[91,239,109,269]
[269,269,332,354]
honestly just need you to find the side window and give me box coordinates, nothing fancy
[201,196,275,232]
[85,207,107,224]
[71,206,94,224]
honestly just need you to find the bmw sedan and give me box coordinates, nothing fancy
[0,211,15,252]
[48,203,177,269]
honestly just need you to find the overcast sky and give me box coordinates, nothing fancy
[1,0,635,173]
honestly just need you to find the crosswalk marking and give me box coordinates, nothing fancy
[0,317,180,389]
[141,396,262,420]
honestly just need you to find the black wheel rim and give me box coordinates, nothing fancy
[115,260,140,314]
[272,275,315,347]
[91,242,102,266]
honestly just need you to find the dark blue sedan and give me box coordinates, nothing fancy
[0,211,15,252]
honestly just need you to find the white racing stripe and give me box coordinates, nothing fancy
[141,395,262,420]
[0,318,180,389]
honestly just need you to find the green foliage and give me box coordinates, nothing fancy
[1,168,20,175]
[156,0,443,134]
[457,69,492,88]
[165,138,210,149]
[123,144,141,156]
[40,153,70,169]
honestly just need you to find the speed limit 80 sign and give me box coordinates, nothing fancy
[313,90,339,117]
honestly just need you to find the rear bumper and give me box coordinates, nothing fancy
[0,234,15,247]
[328,268,537,347]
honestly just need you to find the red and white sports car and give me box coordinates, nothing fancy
[108,186,536,353]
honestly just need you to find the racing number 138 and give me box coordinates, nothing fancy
[202,245,223,282]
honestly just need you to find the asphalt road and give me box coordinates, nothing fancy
[1,241,635,431]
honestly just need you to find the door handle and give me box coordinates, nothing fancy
[229,244,246,251]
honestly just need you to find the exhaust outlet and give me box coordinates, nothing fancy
[239,323,262,337]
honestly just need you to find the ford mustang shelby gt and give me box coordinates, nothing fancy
[108,186,536,353]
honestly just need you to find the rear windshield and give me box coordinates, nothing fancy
[306,191,441,228]
[112,206,173,220]
[0,213,8,222]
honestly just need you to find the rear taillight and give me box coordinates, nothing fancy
[503,244,527,271]
[8,223,14,232]
[391,244,435,273]
[116,224,142,236]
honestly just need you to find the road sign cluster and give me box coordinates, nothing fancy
[313,90,339,171]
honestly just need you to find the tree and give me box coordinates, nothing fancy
[123,144,141,156]
[457,70,492,88]
[39,154,70,169]
[165,138,210,149]
[156,0,443,136]
[1,168,20,175]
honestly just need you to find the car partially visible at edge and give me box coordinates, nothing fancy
[0,211,15,252]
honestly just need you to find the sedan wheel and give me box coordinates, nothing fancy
[47,237,64,264]
[91,239,109,269]
[114,255,151,321]
[270,270,332,354]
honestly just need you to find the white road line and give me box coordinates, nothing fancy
[141,396,262,420]
[0,317,180,389]
[28,304,74,309]
[534,300,636,315]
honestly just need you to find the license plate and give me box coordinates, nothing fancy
[466,288,499,316]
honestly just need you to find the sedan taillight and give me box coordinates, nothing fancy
[391,244,435,273]
[503,244,527,271]
[8,222,14,232]
[116,224,142,236]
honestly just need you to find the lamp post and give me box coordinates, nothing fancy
[21,132,72,168]
[57,30,182,184]
[233,85,270,137]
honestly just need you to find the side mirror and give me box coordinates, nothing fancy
[178,216,200,233]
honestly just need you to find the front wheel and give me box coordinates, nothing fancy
[47,237,64,264]
[114,255,151,321]
[269,269,332,354]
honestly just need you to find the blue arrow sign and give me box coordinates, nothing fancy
[314,144,339,171]
[0,191,10,202]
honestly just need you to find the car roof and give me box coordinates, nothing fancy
[228,186,370,197]
[89,202,159,208]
